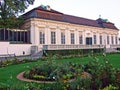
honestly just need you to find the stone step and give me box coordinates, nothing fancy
[106,48,120,53]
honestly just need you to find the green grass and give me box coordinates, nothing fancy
[0,53,120,87]
[106,54,120,68]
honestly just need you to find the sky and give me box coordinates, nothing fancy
[25,0,120,29]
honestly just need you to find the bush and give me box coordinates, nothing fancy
[1,52,120,90]
[22,53,120,90]
[45,49,103,56]
[115,70,120,88]
[84,53,118,89]
[33,74,46,80]
[102,84,118,90]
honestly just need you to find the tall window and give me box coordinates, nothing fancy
[40,32,45,44]
[115,36,118,45]
[51,31,56,44]
[0,29,30,43]
[71,33,75,44]
[111,36,114,45]
[100,35,102,44]
[79,35,83,44]
[61,32,65,44]
[94,35,96,44]
[107,35,109,44]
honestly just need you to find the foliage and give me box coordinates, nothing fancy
[0,56,39,68]
[24,58,76,82]
[0,53,120,89]
[84,53,118,89]
[0,16,24,29]
[115,70,120,88]
[0,0,35,28]
[46,48,103,56]
[23,53,120,90]
[102,84,118,90]
[39,56,49,61]
[67,77,91,90]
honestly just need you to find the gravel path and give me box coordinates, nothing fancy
[17,72,55,83]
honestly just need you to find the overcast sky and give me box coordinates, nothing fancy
[26,0,120,29]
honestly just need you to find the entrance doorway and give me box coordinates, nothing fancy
[86,37,92,45]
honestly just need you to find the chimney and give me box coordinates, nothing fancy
[46,5,51,11]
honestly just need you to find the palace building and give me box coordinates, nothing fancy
[0,5,119,56]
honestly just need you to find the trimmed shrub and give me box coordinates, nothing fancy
[45,48,103,56]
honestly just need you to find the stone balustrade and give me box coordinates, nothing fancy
[43,45,104,50]
[110,45,120,48]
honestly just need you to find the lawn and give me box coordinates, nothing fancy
[0,53,120,88]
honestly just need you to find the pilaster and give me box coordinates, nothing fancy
[82,30,85,45]
[30,23,35,45]
[75,29,79,44]
[56,27,61,44]
[65,28,70,44]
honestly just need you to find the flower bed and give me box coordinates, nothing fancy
[22,54,120,90]
[23,61,77,82]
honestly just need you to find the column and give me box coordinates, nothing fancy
[28,30,31,43]
[65,28,70,44]
[82,31,85,45]
[75,29,79,44]
[45,26,51,45]
[4,28,5,40]
[91,31,94,45]
[29,22,39,45]
[113,35,115,45]
[30,23,35,44]
[109,34,111,45]
[56,27,61,45]
[34,26,39,45]
[96,33,99,45]
[103,33,107,48]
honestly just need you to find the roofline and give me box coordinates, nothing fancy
[25,17,119,30]
[22,6,119,30]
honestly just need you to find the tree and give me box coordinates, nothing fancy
[0,0,35,28]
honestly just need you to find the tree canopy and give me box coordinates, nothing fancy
[0,0,35,28]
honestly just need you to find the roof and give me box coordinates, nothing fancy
[23,5,118,30]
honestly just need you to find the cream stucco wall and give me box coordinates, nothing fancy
[0,18,118,56]
[0,42,32,56]
[23,18,119,50]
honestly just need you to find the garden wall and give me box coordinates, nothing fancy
[0,41,32,56]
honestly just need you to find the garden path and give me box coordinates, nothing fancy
[17,72,55,83]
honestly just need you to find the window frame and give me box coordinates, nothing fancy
[71,33,75,44]
[51,31,56,44]
[61,32,65,44]
[39,31,45,44]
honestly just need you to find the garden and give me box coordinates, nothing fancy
[0,53,120,90]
